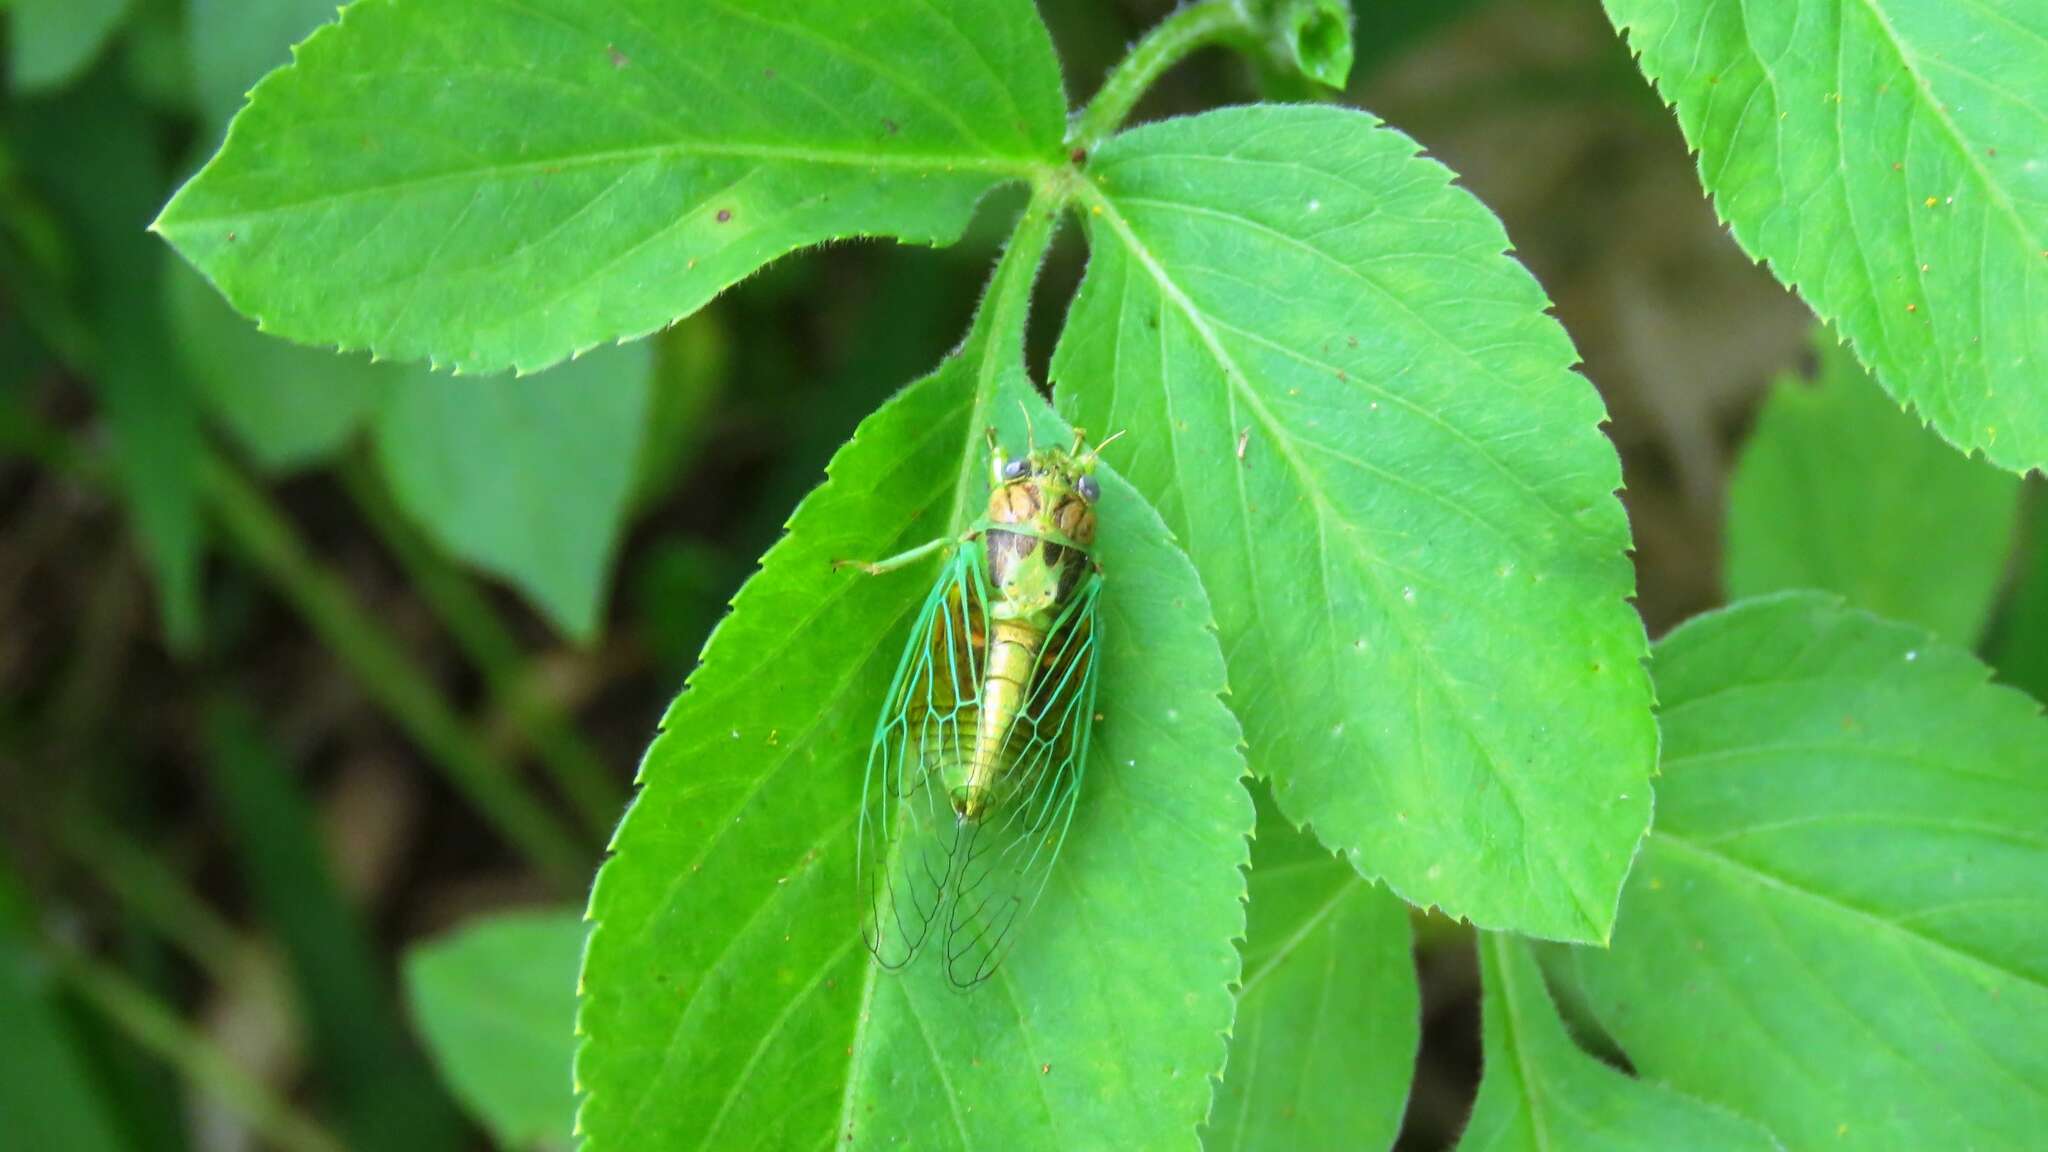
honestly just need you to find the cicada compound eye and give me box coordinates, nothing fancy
[1003,458,1030,480]
[1077,474,1100,503]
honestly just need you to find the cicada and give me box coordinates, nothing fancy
[840,426,1118,987]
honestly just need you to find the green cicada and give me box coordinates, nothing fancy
[841,426,1118,987]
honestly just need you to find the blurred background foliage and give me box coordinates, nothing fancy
[0,1,2039,1149]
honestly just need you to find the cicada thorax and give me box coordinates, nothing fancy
[857,438,1109,984]
[982,476,1097,611]
[956,477,1099,820]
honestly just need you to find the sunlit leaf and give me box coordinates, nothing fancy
[1575,593,2048,1150]
[1205,790,1417,1152]
[1457,934,1781,1152]
[1603,0,2048,472]
[155,0,1067,373]
[576,328,1252,1149]
[1055,105,1654,943]
[1726,331,2019,643]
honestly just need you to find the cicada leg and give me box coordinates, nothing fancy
[832,536,956,577]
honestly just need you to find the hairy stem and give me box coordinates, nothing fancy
[1074,0,1252,148]
[945,181,1066,535]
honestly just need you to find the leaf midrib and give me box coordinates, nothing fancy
[1237,873,1358,999]
[1076,176,1607,939]
[1850,0,2042,253]
[1489,935,1556,1152]
[160,139,1048,230]
[1654,832,2048,995]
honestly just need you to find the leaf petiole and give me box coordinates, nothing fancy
[1073,0,1252,149]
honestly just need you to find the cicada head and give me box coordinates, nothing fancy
[982,429,1119,617]
[985,428,1119,547]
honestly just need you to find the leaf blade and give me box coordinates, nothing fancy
[1204,791,1418,1152]
[1576,593,2048,1150]
[577,344,1252,1151]
[154,0,1067,373]
[1602,0,2048,471]
[0,890,131,1152]
[1054,105,1656,943]
[371,343,653,641]
[405,910,585,1151]
[1457,934,1782,1152]
[1725,330,2020,643]
[168,262,388,474]
[7,0,127,92]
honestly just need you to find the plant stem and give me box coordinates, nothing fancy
[339,458,626,839]
[946,182,1067,534]
[200,453,592,890]
[59,808,249,987]
[1073,0,1252,148]
[57,949,348,1152]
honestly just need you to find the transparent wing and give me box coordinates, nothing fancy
[858,544,988,969]
[945,571,1103,987]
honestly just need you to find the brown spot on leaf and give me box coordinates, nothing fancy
[716,209,732,223]
[606,43,629,69]
[883,117,899,135]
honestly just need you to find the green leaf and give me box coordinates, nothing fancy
[20,64,206,648]
[576,345,1252,1148]
[1054,105,1655,944]
[372,344,653,641]
[1242,0,1354,89]
[186,0,335,133]
[1603,0,2048,473]
[1726,331,2020,644]
[1205,789,1417,1152]
[97,315,207,649]
[0,889,131,1152]
[406,910,585,1152]
[8,0,128,92]
[155,0,1067,374]
[1574,593,2048,1151]
[1457,934,1782,1152]
[206,701,468,1152]
[167,262,388,474]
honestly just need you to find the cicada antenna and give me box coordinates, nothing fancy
[1017,400,1037,454]
[1085,429,1127,463]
